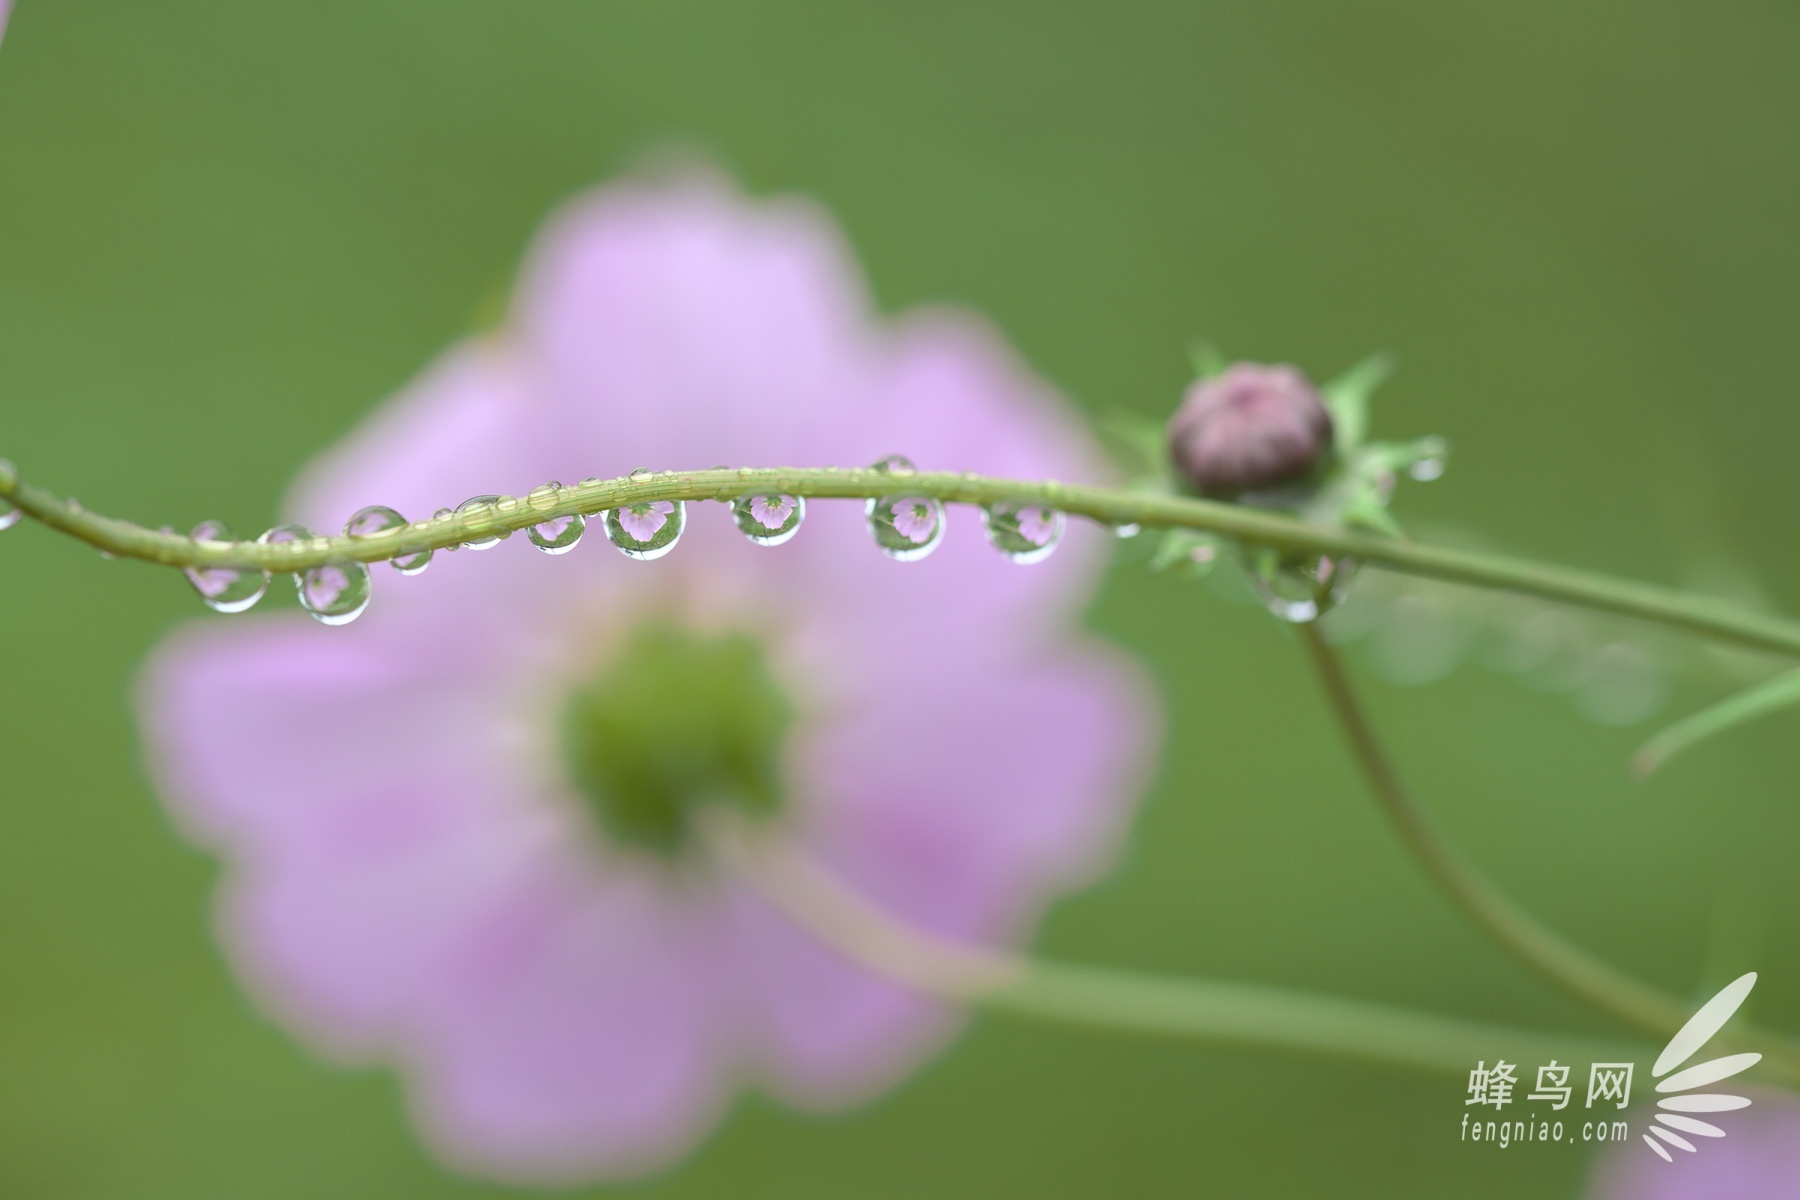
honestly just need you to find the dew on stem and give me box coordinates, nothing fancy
[455,496,508,550]
[605,500,685,561]
[521,481,585,554]
[1248,552,1358,624]
[345,504,431,575]
[298,562,372,626]
[732,493,804,546]
[866,495,945,562]
[184,520,269,614]
[982,501,1064,565]
[872,454,918,477]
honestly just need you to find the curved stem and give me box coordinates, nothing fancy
[4,464,1800,657]
[702,814,1650,1077]
[1296,621,1800,1082]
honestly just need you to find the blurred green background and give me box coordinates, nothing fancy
[3,2,1798,1196]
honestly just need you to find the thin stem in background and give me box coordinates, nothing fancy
[1295,621,1800,1082]
[701,813,1650,1078]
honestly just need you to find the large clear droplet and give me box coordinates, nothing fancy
[344,504,431,575]
[732,493,805,546]
[982,501,1064,565]
[0,458,19,531]
[871,454,917,477]
[184,520,269,613]
[628,467,654,483]
[1247,553,1358,624]
[527,481,585,555]
[455,495,508,550]
[866,495,946,562]
[299,560,372,626]
[605,500,685,560]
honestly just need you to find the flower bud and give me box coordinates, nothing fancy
[1166,363,1333,497]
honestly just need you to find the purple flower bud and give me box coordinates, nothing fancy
[1167,363,1334,497]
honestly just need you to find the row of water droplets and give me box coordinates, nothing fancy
[165,458,1073,626]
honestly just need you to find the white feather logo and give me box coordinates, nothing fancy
[1642,972,1760,1161]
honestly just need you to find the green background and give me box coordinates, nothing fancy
[2,2,1797,1196]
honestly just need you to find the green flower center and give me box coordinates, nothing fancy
[561,624,793,854]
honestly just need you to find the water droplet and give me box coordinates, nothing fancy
[258,522,314,547]
[732,493,805,546]
[1112,521,1142,539]
[344,504,431,575]
[299,560,372,626]
[1247,554,1357,623]
[1409,457,1445,482]
[526,482,562,510]
[982,501,1064,564]
[866,495,946,562]
[0,459,20,531]
[628,467,654,483]
[872,454,917,477]
[526,482,585,554]
[455,495,507,550]
[605,499,685,560]
[184,520,269,613]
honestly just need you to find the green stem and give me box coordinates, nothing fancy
[1296,621,1800,1082]
[5,463,1800,658]
[701,813,1649,1077]
[1633,668,1800,778]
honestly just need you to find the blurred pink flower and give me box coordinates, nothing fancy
[1586,1094,1800,1198]
[0,2,12,49]
[140,174,1155,1182]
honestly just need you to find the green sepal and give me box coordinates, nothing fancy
[1321,353,1394,453]
[1188,340,1229,382]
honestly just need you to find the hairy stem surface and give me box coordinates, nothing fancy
[5,464,1800,658]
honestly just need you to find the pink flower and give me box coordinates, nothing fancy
[748,493,795,531]
[139,175,1155,1183]
[1586,1093,1800,1198]
[0,2,12,49]
[890,498,939,544]
[614,499,675,543]
[1017,506,1059,547]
